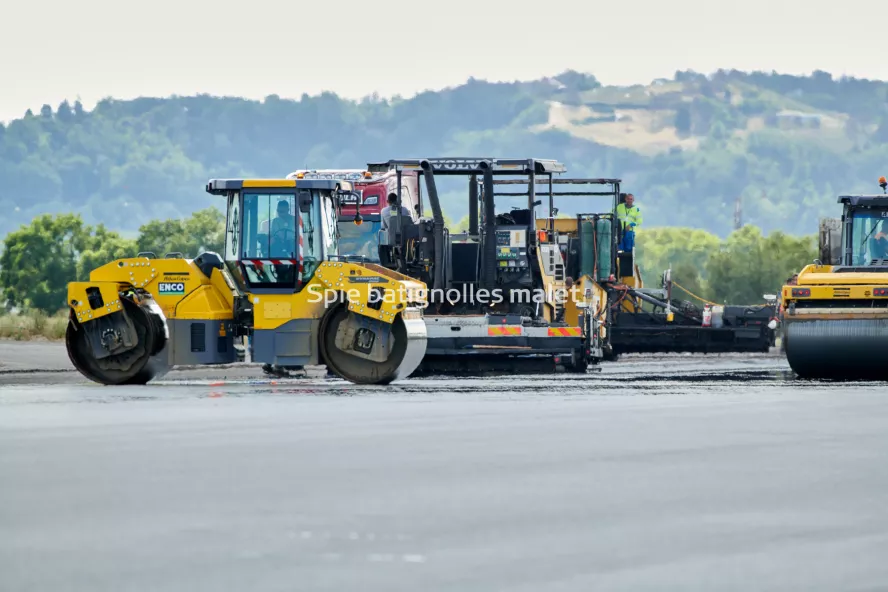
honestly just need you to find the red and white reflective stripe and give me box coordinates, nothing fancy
[243,259,298,266]
[298,211,304,274]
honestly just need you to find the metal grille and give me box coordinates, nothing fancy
[190,323,206,353]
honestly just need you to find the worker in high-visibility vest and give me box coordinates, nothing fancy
[616,193,642,251]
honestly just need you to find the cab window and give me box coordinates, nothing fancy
[242,193,297,259]
[300,189,323,282]
[224,192,239,262]
[321,191,339,257]
[240,192,299,286]
[851,209,888,264]
[338,219,381,262]
[401,185,413,215]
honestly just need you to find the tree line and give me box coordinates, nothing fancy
[0,209,223,313]
[0,210,815,314]
[636,226,816,305]
[1,68,886,241]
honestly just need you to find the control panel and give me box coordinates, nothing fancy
[495,226,528,273]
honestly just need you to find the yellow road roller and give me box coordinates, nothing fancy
[64,178,428,385]
[781,177,888,379]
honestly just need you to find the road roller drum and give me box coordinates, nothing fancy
[781,180,888,380]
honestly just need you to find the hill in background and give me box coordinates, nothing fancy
[2,68,887,239]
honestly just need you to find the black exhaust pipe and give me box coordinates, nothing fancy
[469,174,479,236]
[480,161,496,292]
[419,160,445,292]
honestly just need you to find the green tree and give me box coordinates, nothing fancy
[76,227,138,280]
[453,214,472,232]
[136,207,224,257]
[636,227,720,288]
[421,209,455,229]
[874,114,888,144]
[0,214,135,313]
[675,105,692,135]
[706,226,815,304]
[3,69,888,241]
[1,214,83,312]
[670,261,708,302]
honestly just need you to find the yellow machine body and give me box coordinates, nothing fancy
[533,219,610,345]
[64,178,428,386]
[68,256,236,323]
[252,262,425,330]
[780,190,888,379]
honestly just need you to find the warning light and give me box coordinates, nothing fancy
[880,176,887,192]
[296,172,304,179]
[363,171,372,179]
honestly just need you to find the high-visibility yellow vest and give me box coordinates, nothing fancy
[616,203,642,230]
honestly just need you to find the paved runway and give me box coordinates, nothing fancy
[2,345,888,591]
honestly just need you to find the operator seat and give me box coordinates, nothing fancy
[384,214,419,244]
[378,214,418,267]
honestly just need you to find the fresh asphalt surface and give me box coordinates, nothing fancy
[2,341,888,591]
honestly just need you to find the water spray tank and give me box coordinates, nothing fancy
[581,220,596,278]
[595,219,612,282]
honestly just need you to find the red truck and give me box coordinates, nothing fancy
[286,168,420,261]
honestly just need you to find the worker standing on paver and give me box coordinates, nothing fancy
[616,193,642,251]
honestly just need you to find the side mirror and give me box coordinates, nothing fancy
[298,193,312,213]
[331,189,364,226]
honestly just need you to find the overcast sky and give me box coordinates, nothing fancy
[3,0,887,122]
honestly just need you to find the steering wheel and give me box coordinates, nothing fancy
[270,227,295,254]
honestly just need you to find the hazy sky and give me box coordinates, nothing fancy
[3,0,887,122]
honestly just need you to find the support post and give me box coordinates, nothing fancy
[469,174,479,236]
[481,162,496,292]
[419,160,445,292]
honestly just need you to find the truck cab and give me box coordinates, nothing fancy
[287,168,421,264]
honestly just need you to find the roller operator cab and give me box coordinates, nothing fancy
[64,178,428,386]
[781,179,888,379]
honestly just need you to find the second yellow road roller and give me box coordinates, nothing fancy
[781,177,888,379]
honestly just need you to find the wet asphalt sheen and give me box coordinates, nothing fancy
[2,345,888,591]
